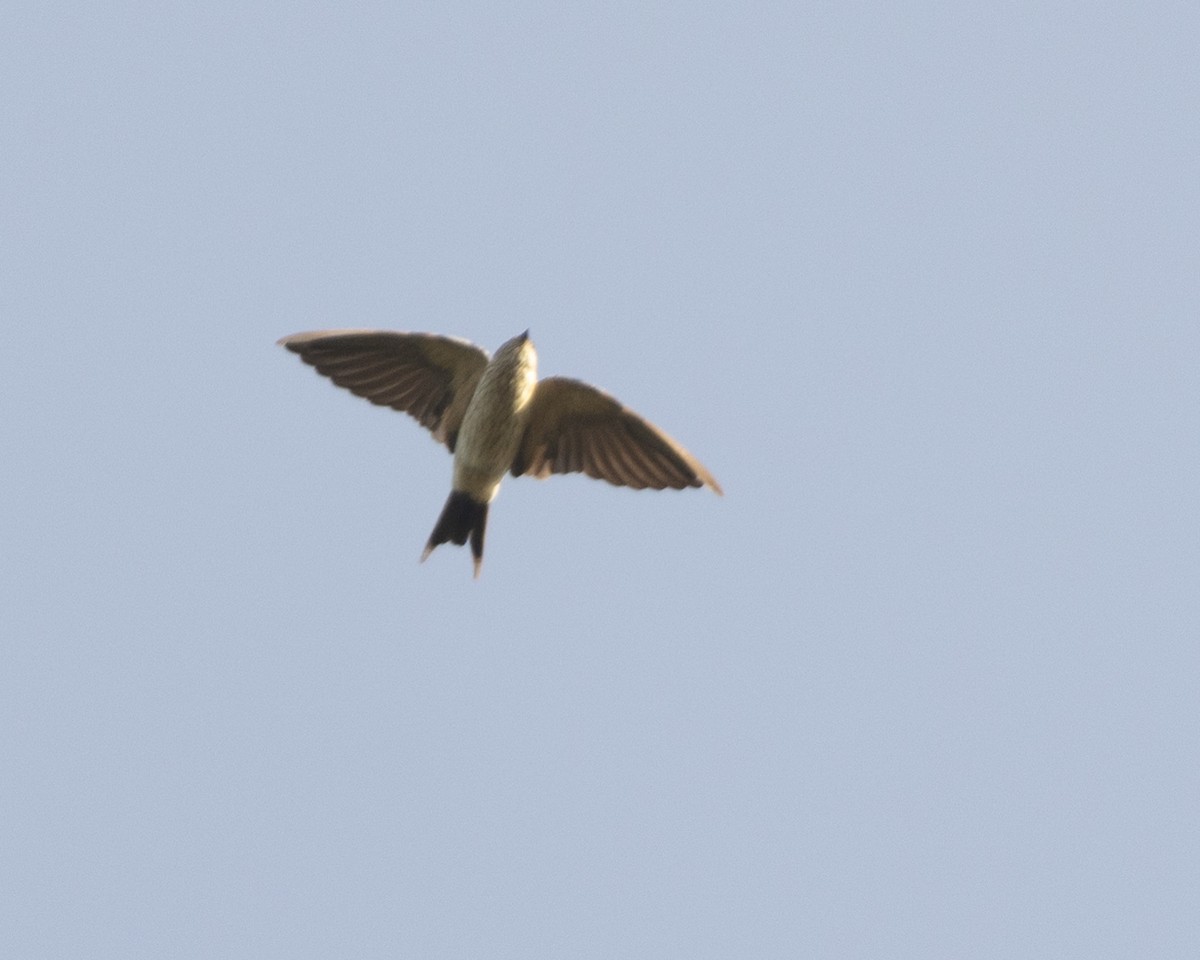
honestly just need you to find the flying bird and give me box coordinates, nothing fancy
[278,330,722,576]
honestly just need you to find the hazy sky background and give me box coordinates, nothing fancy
[3,1,1198,957]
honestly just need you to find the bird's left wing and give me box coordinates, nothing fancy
[278,330,489,452]
[512,376,722,494]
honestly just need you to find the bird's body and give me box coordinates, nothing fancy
[452,333,538,503]
[279,329,720,576]
[422,333,538,575]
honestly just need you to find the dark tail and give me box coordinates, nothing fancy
[421,490,489,578]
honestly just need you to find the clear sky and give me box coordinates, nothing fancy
[3,1,1198,957]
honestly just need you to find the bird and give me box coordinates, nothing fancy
[278,329,722,577]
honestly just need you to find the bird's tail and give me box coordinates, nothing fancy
[421,490,489,578]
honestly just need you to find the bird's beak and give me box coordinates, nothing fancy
[519,329,530,342]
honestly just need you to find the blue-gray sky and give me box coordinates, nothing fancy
[3,2,1198,957]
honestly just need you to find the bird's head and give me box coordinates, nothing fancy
[498,329,536,365]
[494,330,538,390]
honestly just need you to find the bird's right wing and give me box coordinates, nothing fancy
[278,330,490,452]
[512,377,722,494]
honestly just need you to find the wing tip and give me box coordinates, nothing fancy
[276,329,393,350]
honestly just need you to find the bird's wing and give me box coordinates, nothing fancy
[512,376,722,494]
[278,330,490,452]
